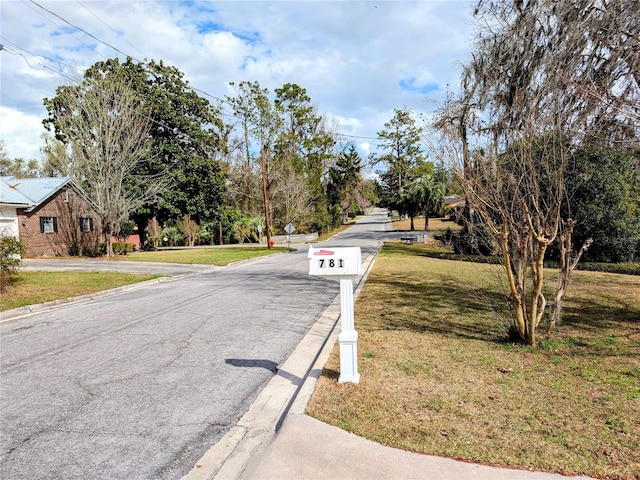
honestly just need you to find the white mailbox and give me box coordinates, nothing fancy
[308,246,362,276]
[308,245,362,383]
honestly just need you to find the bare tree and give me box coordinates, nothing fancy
[430,0,639,345]
[467,0,639,143]
[270,166,314,231]
[53,77,167,256]
[226,161,263,217]
[176,214,199,247]
[145,217,162,249]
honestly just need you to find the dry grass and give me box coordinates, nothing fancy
[307,243,640,479]
[393,216,463,232]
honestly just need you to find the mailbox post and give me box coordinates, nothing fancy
[308,246,361,384]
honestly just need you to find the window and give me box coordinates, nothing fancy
[80,217,93,233]
[40,217,58,234]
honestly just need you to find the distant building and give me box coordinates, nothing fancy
[444,195,465,221]
[0,176,100,257]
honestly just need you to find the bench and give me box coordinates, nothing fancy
[400,235,419,244]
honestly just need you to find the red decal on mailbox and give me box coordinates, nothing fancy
[314,249,334,255]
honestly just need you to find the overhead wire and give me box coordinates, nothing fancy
[7,2,380,148]
[0,38,80,84]
[75,0,148,60]
[29,0,235,111]
[21,0,106,61]
[29,0,133,61]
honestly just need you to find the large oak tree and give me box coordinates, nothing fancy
[44,57,227,246]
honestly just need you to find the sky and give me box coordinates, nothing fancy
[0,0,476,163]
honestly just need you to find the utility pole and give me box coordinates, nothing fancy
[261,141,272,249]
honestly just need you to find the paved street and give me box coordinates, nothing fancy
[0,209,396,479]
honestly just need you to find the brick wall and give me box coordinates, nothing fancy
[17,188,101,257]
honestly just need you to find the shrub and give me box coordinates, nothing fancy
[160,226,185,247]
[451,224,495,255]
[434,228,457,246]
[112,242,135,255]
[576,262,640,276]
[196,222,220,245]
[1,236,26,290]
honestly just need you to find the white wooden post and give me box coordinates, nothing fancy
[338,277,359,383]
[308,246,362,384]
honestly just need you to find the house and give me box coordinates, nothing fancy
[444,194,465,220]
[0,176,101,257]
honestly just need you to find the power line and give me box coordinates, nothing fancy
[75,0,148,60]
[3,36,379,146]
[0,38,80,84]
[8,4,381,147]
[21,0,104,60]
[336,133,378,140]
[29,0,136,62]
[28,0,237,117]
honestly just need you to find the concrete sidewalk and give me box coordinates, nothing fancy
[182,250,595,480]
[239,414,595,480]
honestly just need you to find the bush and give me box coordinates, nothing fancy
[576,262,640,276]
[434,228,457,246]
[1,236,26,289]
[196,223,216,245]
[112,242,135,255]
[451,224,495,255]
[160,226,185,246]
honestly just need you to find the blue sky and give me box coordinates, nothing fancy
[0,0,475,161]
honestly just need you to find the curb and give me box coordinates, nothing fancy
[1,253,283,324]
[0,273,196,324]
[181,245,381,480]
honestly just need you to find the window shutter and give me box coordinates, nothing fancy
[89,218,94,231]
[53,217,58,233]
[40,217,45,233]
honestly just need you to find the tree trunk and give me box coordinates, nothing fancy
[104,229,114,258]
[261,143,272,249]
[548,220,592,333]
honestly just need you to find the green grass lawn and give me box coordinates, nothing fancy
[307,242,640,479]
[114,246,288,265]
[1,246,286,312]
[1,271,163,312]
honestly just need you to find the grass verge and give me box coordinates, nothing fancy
[110,245,287,266]
[307,242,640,479]
[1,245,285,312]
[315,222,356,242]
[1,271,162,312]
[392,216,463,232]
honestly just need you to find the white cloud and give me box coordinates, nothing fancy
[0,106,47,160]
[0,0,475,161]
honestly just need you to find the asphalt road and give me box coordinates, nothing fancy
[0,209,398,480]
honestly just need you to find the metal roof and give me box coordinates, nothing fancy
[0,176,70,210]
